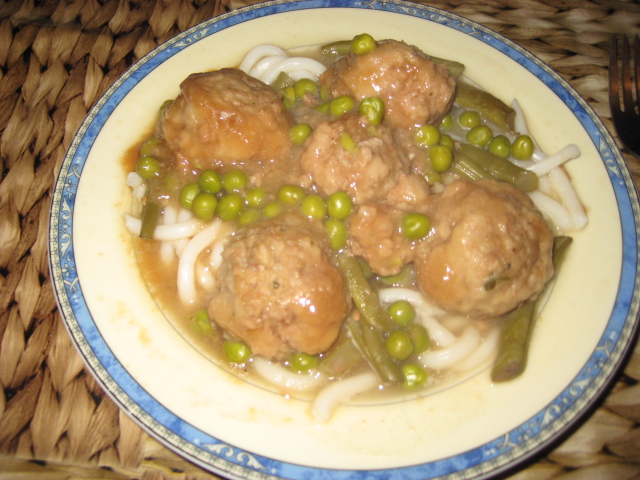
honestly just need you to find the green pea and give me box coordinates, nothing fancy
[385,330,414,361]
[466,125,493,148]
[359,97,385,126]
[160,99,173,114]
[388,300,416,327]
[281,85,296,109]
[340,132,357,152]
[414,124,441,147]
[136,155,161,180]
[191,192,217,221]
[329,95,355,117]
[179,183,200,210]
[440,114,453,129]
[222,169,248,193]
[198,169,223,194]
[237,208,261,226]
[458,110,481,129]
[325,218,348,250]
[488,135,512,159]
[139,136,161,157]
[401,212,431,240]
[439,133,454,149]
[216,193,244,221]
[429,144,453,172]
[245,187,269,208]
[262,201,284,219]
[351,33,377,55]
[327,191,353,220]
[402,363,428,389]
[301,194,327,220]
[294,78,317,99]
[190,309,213,336]
[425,170,441,186]
[290,123,313,145]
[512,135,534,160]
[289,352,319,373]
[407,323,430,354]
[277,185,306,205]
[223,340,252,364]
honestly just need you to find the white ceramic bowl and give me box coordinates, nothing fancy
[49,1,640,478]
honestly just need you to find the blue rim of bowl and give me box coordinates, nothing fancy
[48,0,640,479]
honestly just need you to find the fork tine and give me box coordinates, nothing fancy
[610,35,621,112]
[622,35,635,113]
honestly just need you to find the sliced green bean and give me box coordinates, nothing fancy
[347,318,403,383]
[451,152,492,182]
[321,40,352,56]
[272,71,295,91]
[455,81,515,132]
[139,199,160,239]
[318,337,363,377]
[456,143,538,192]
[491,236,572,382]
[337,252,396,333]
[429,55,465,78]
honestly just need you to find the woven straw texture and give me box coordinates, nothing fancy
[1,0,640,478]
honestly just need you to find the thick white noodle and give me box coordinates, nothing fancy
[419,326,481,370]
[248,55,288,78]
[177,220,223,304]
[453,326,500,372]
[238,44,288,72]
[377,288,457,347]
[160,206,178,264]
[259,57,327,85]
[511,99,586,231]
[195,262,215,291]
[251,356,326,391]
[528,191,574,232]
[123,213,203,241]
[311,371,379,423]
[526,144,581,176]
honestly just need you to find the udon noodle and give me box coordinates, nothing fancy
[124,35,586,422]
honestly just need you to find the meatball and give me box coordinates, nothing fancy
[208,211,349,360]
[414,179,554,318]
[161,68,293,183]
[299,113,412,204]
[348,203,416,276]
[319,40,456,128]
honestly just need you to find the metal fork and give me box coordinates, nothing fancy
[610,34,640,158]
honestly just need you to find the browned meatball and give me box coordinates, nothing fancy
[208,211,349,360]
[161,68,293,183]
[319,40,456,128]
[299,113,412,204]
[414,179,554,318]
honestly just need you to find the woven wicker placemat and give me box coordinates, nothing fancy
[1,0,639,479]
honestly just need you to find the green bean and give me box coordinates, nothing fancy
[321,40,352,57]
[491,236,572,382]
[455,81,515,132]
[451,152,492,182]
[272,71,295,91]
[376,263,414,287]
[318,337,363,377]
[139,198,160,239]
[429,55,465,78]
[337,252,396,333]
[347,318,403,383]
[456,143,538,192]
